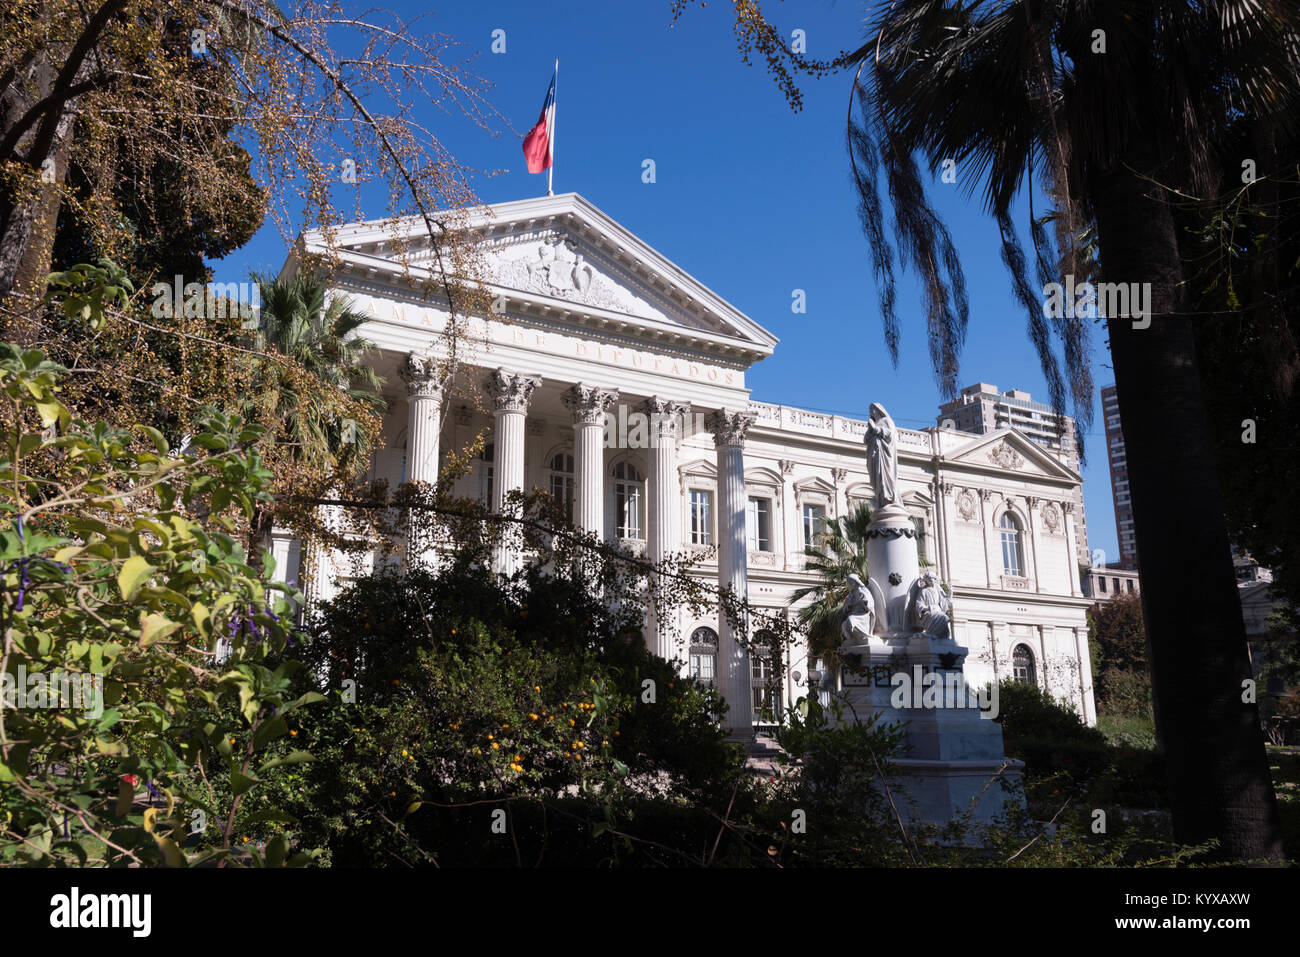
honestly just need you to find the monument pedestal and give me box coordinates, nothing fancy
[835,498,1024,827]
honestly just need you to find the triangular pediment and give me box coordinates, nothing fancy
[793,476,837,495]
[944,429,1079,480]
[680,458,717,479]
[293,193,777,363]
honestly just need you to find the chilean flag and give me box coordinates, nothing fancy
[522,72,556,174]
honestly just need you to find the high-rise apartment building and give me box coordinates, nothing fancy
[938,382,1089,566]
[1100,385,1137,570]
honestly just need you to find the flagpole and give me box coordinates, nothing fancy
[547,59,557,196]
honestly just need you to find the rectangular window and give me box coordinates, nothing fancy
[690,489,713,546]
[801,504,825,550]
[550,474,574,511]
[751,655,780,720]
[746,497,772,552]
[615,482,642,539]
[689,653,715,682]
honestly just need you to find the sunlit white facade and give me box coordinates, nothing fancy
[276,193,1096,734]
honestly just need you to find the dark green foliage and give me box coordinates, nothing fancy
[1088,593,1153,720]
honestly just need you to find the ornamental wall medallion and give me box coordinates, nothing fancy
[988,443,1025,471]
[956,489,977,521]
[1042,503,1062,534]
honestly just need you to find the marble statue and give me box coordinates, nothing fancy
[865,402,899,508]
[841,573,877,644]
[905,571,952,640]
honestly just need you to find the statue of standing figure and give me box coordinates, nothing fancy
[841,573,877,645]
[905,571,952,640]
[865,402,899,509]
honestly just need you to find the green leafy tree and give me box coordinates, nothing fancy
[0,341,320,866]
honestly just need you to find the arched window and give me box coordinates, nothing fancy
[1012,644,1037,686]
[612,461,644,539]
[751,630,781,721]
[999,512,1025,577]
[549,451,574,512]
[689,626,718,684]
[479,443,494,507]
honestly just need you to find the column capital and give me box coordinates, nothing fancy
[488,368,542,414]
[642,396,690,439]
[706,408,755,448]
[563,383,618,425]
[402,352,447,399]
[831,467,848,484]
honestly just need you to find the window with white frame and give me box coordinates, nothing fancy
[549,452,574,511]
[612,461,644,540]
[801,503,825,550]
[746,496,772,552]
[689,627,718,683]
[999,512,1024,577]
[690,489,713,546]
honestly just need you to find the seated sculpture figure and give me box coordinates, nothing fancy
[840,573,877,645]
[905,571,952,640]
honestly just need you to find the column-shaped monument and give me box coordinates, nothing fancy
[839,403,1023,825]
[401,352,446,567]
[706,408,755,739]
[488,368,541,576]
[562,383,618,536]
[644,397,688,660]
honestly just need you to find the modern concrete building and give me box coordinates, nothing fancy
[1100,385,1137,570]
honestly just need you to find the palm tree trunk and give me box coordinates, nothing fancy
[247,505,275,573]
[1092,156,1284,861]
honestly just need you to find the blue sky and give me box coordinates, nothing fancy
[214,0,1120,563]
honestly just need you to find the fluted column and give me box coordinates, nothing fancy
[644,397,688,659]
[401,353,447,568]
[562,384,618,536]
[707,408,755,738]
[487,369,541,576]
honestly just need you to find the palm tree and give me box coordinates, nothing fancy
[829,1,1298,860]
[790,501,874,665]
[244,273,386,561]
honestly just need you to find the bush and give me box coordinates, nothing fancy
[262,558,749,865]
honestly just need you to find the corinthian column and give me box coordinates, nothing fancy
[487,368,541,576]
[401,353,447,568]
[644,397,689,660]
[706,408,756,738]
[562,383,618,536]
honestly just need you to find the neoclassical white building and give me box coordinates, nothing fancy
[276,193,1096,734]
